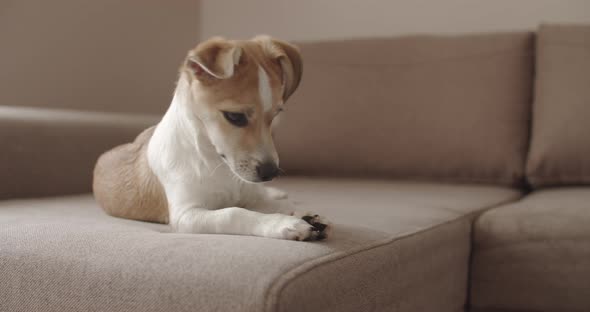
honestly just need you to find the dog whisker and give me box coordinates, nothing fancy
[230,173,242,184]
[208,161,224,177]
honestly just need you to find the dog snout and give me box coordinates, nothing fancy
[256,161,279,182]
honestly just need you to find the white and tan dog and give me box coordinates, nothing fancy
[93,36,330,241]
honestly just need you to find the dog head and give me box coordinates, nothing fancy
[183,36,302,183]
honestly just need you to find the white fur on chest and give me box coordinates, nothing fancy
[147,77,263,223]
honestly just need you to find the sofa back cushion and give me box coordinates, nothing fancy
[276,33,534,186]
[526,24,590,187]
[0,106,156,199]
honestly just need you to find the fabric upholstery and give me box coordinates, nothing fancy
[526,24,590,187]
[277,33,534,186]
[0,177,521,312]
[0,106,158,199]
[470,188,590,312]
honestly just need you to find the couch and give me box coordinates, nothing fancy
[1,24,588,312]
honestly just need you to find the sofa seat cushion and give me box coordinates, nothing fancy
[0,177,520,312]
[470,188,590,312]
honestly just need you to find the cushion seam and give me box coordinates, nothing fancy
[304,47,533,67]
[471,304,585,312]
[263,193,522,312]
[287,172,524,188]
[527,173,590,187]
[539,41,590,48]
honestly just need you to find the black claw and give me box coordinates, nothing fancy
[313,223,327,232]
[301,215,328,240]
[302,215,314,223]
[300,215,328,241]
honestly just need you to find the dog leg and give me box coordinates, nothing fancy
[246,196,332,240]
[173,207,323,241]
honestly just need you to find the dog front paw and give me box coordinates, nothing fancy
[282,218,316,241]
[263,216,313,241]
[292,212,332,241]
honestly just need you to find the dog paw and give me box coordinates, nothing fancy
[265,187,288,200]
[259,214,314,241]
[282,218,316,241]
[292,212,331,241]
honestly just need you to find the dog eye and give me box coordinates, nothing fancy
[222,111,248,127]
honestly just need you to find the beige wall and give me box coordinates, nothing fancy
[0,0,199,114]
[3,1,587,114]
[198,0,590,41]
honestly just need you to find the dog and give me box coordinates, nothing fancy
[93,36,330,241]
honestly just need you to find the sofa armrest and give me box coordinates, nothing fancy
[0,106,159,199]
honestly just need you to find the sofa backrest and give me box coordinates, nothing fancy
[276,33,534,186]
[526,24,590,187]
[1,32,539,200]
[0,106,156,199]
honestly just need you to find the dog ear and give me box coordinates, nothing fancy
[187,37,242,80]
[255,36,303,101]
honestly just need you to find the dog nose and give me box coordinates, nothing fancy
[256,162,279,182]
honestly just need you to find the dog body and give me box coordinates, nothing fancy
[93,36,329,241]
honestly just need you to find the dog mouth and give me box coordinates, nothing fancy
[218,154,279,183]
[217,154,257,183]
[229,166,263,184]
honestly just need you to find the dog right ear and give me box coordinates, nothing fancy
[186,37,242,80]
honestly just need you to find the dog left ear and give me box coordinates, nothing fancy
[255,36,303,101]
[187,37,242,80]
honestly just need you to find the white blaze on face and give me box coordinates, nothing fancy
[258,66,273,112]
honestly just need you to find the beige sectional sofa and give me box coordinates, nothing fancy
[1,24,588,312]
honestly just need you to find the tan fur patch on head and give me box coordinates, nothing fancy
[186,39,287,122]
